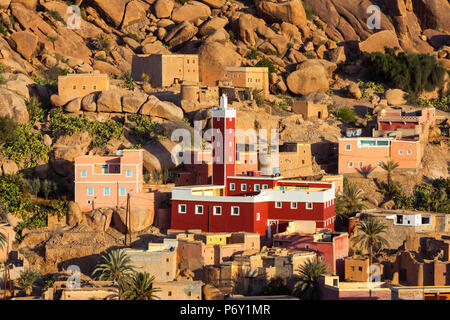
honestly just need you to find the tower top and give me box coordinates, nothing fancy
[220,94,228,110]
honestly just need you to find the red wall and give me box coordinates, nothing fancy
[226,177,280,196]
[171,200,269,236]
[379,121,416,131]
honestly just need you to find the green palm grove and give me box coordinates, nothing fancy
[292,258,329,300]
[93,249,160,300]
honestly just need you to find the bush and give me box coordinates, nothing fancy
[252,89,265,107]
[246,47,260,60]
[0,120,51,168]
[368,47,446,99]
[331,107,357,124]
[26,97,46,125]
[394,178,450,213]
[120,71,136,89]
[303,1,315,20]
[48,108,124,147]
[0,24,7,36]
[123,33,141,43]
[255,58,276,74]
[418,95,449,113]
[127,114,166,145]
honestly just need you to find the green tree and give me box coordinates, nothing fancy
[351,218,389,268]
[41,180,51,199]
[92,249,136,296]
[292,258,328,300]
[121,272,161,300]
[335,178,368,219]
[0,116,19,148]
[30,178,41,197]
[16,269,41,296]
[381,160,399,193]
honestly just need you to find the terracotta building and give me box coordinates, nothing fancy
[171,95,336,236]
[338,137,422,174]
[273,230,349,275]
[131,54,199,87]
[292,101,329,120]
[0,224,14,262]
[278,142,313,178]
[58,73,109,100]
[74,149,160,212]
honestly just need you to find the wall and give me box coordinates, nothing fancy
[153,281,202,300]
[278,143,313,178]
[125,249,178,282]
[58,74,109,99]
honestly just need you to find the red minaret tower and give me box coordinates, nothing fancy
[212,94,236,187]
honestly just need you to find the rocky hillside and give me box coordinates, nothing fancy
[0,0,448,182]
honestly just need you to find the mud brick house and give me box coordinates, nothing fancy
[278,142,313,178]
[201,66,269,98]
[58,73,109,100]
[319,275,393,300]
[171,95,337,236]
[204,248,316,295]
[338,137,422,174]
[131,54,199,87]
[292,101,329,120]
[273,230,349,275]
[153,281,203,300]
[74,149,160,212]
[344,256,384,282]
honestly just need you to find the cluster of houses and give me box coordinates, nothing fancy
[1,52,447,300]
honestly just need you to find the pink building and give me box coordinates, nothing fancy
[273,231,348,276]
[338,138,422,174]
[74,149,160,212]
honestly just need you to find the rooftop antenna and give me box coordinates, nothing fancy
[220,93,228,109]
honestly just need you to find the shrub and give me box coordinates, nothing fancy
[303,1,315,20]
[252,89,265,107]
[0,122,51,168]
[228,30,236,43]
[332,107,357,124]
[417,95,449,113]
[127,114,165,145]
[120,71,136,89]
[49,10,65,23]
[124,33,141,43]
[0,24,7,36]
[17,269,41,295]
[92,33,111,52]
[255,58,276,73]
[368,47,446,99]
[48,108,124,147]
[26,97,46,125]
[246,47,260,60]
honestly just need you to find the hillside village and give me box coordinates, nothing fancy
[0,0,449,301]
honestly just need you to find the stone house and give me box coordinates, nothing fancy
[344,256,384,282]
[201,66,269,98]
[131,54,199,87]
[153,280,203,300]
[44,281,119,300]
[292,101,328,120]
[278,142,313,178]
[204,248,316,295]
[58,73,109,100]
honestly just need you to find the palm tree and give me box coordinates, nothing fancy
[292,258,328,300]
[121,272,161,300]
[351,218,389,268]
[381,160,399,192]
[335,179,368,219]
[16,270,41,296]
[0,231,6,249]
[92,249,135,294]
